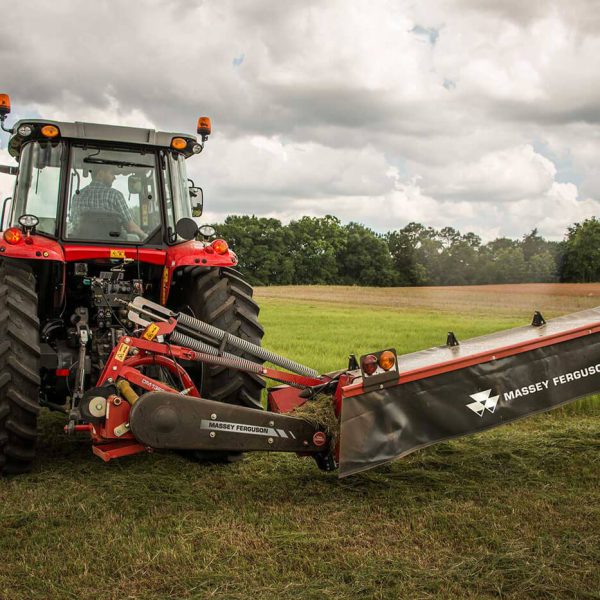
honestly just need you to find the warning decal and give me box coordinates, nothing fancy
[114,343,130,362]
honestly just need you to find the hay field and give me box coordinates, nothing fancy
[0,284,598,599]
[256,282,600,318]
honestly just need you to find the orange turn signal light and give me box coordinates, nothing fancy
[378,350,396,371]
[211,239,229,255]
[41,125,60,138]
[171,137,187,150]
[0,94,10,116]
[3,227,23,245]
[197,117,211,136]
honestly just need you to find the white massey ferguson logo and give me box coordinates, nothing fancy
[466,389,499,417]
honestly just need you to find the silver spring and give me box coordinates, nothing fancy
[170,331,266,374]
[176,312,319,378]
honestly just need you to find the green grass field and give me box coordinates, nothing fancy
[0,286,598,599]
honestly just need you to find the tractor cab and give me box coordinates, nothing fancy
[0,95,267,477]
[1,106,209,247]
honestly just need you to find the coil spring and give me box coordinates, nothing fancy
[176,313,319,378]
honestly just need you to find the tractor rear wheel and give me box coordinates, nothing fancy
[0,259,41,476]
[177,267,265,408]
[171,267,265,462]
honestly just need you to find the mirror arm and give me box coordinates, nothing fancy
[0,115,13,134]
[0,165,17,176]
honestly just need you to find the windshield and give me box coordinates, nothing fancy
[11,141,64,236]
[65,146,160,243]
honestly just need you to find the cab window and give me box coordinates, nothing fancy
[11,141,64,236]
[65,146,160,243]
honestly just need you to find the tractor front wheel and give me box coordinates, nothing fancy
[0,259,41,476]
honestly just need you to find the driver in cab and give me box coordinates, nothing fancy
[71,165,145,238]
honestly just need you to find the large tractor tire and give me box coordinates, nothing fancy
[177,267,265,408]
[0,259,40,476]
[170,267,265,463]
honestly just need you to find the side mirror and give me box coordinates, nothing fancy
[190,186,203,217]
[128,175,142,194]
[175,217,199,241]
[0,165,17,176]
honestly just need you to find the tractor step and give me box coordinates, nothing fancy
[129,392,330,455]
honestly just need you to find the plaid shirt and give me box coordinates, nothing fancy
[71,181,133,228]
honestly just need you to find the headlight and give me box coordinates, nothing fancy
[18,214,39,229]
[192,143,203,154]
[17,125,32,137]
[198,225,216,238]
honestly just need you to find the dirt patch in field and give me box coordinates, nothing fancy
[255,283,600,317]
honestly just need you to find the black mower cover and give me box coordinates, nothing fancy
[339,307,600,477]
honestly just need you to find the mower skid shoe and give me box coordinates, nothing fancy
[340,306,600,477]
[129,392,327,454]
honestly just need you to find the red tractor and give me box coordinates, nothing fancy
[0,94,265,473]
[1,92,598,478]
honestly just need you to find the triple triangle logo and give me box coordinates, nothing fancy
[466,389,500,417]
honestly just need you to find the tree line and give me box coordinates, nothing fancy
[212,215,600,286]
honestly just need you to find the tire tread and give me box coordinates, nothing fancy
[0,259,40,476]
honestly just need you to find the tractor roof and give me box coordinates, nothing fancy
[8,118,198,159]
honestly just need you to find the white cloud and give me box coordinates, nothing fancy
[0,0,598,241]
[421,145,557,203]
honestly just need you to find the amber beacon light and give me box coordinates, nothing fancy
[0,93,10,116]
[197,117,211,137]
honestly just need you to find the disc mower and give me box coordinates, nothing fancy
[0,93,598,477]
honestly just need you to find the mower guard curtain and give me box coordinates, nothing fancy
[339,307,600,477]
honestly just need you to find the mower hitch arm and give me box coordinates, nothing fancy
[126,297,320,378]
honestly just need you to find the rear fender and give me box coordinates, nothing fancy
[162,240,238,304]
[0,233,64,262]
[0,235,65,315]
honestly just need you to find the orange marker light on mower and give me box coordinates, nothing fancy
[211,239,229,255]
[378,350,396,371]
[41,125,60,138]
[3,227,23,244]
[171,137,187,150]
[197,117,211,137]
[0,94,10,116]
[361,354,378,376]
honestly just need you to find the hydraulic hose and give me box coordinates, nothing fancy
[175,312,319,378]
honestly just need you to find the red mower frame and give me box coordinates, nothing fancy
[88,316,327,462]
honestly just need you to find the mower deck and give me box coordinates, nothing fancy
[339,307,600,476]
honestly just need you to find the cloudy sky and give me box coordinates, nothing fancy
[1,0,599,240]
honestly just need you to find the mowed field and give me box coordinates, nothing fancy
[257,282,600,318]
[0,283,599,599]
